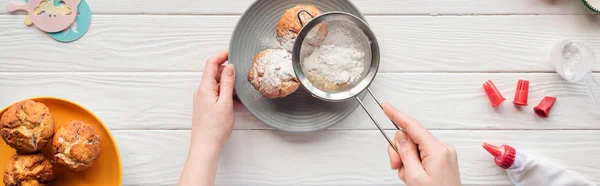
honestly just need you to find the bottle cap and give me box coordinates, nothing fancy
[483,80,505,107]
[482,143,516,169]
[513,80,529,106]
[534,96,557,118]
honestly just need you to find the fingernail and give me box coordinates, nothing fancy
[394,140,401,149]
[224,64,235,76]
[395,132,405,144]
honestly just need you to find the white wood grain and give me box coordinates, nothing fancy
[0,15,236,72]
[2,15,600,72]
[115,130,600,186]
[1,0,591,15]
[1,72,598,130]
[1,1,598,186]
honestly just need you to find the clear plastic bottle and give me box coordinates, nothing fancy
[482,143,595,186]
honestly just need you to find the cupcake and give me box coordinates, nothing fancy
[0,100,54,154]
[248,49,299,98]
[276,5,328,51]
[52,120,101,172]
[3,153,55,186]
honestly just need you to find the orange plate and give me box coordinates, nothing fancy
[0,97,122,185]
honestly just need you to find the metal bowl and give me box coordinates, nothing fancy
[290,12,397,149]
[229,0,366,132]
[292,12,380,102]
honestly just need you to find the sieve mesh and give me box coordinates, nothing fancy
[298,20,372,93]
[292,11,397,151]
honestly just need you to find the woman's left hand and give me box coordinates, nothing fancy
[180,51,237,186]
[191,51,236,149]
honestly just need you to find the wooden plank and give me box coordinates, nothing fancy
[0,15,236,72]
[114,130,600,185]
[1,15,600,72]
[1,72,598,130]
[1,0,590,15]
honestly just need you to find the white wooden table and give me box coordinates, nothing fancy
[2,0,600,185]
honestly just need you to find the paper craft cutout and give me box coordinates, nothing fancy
[7,0,79,32]
[49,0,90,42]
[24,14,33,25]
[22,0,74,26]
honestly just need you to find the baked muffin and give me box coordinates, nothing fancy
[248,49,299,98]
[52,120,101,172]
[3,153,55,186]
[0,100,54,154]
[276,5,328,51]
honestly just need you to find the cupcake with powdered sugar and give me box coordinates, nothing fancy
[248,49,300,98]
[276,5,328,52]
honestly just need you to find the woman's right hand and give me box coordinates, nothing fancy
[383,103,461,186]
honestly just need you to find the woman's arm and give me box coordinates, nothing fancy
[179,51,236,186]
[179,137,224,186]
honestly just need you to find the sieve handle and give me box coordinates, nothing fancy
[368,88,401,130]
[355,96,397,152]
[297,9,315,27]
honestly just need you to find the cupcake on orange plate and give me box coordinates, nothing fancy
[52,120,101,172]
[3,153,55,186]
[0,100,55,154]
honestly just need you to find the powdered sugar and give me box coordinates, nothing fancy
[561,42,581,81]
[554,41,595,83]
[303,44,364,84]
[279,33,295,52]
[278,24,327,52]
[300,20,370,90]
[254,49,295,88]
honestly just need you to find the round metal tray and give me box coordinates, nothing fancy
[229,0,367,132]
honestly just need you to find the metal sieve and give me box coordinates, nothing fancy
[292,11,399,151]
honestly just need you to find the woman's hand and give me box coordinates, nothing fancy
[191,51,236,149]
[180,51,236,186]
[383,103,461,186]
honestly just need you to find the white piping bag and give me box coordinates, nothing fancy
[482,143,595,186]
